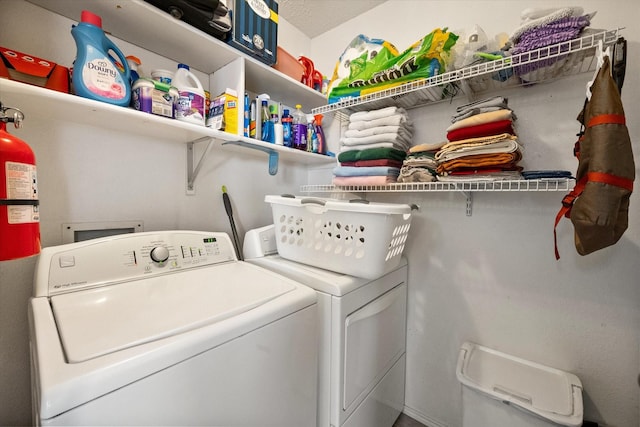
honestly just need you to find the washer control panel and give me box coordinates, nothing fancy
[35,231,237,296]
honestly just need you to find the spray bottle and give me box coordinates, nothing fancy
[71,10,131,106]
[314,114,326,155]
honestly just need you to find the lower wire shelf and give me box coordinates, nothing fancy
[301,178,574,193]
[300,178,575,216]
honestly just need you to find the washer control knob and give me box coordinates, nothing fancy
[150,246,170,264]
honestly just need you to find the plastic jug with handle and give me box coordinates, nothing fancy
[173,63,206,126]
[71,10,131,106]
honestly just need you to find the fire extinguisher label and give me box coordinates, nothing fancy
[5,161,39,224]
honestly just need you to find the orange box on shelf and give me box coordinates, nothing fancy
[0,46,69,93]
[273,47,304,83]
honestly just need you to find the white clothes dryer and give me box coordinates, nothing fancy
[29,230,318,426]
[244,225,408,427]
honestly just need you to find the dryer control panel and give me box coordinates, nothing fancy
[34,231,238,297]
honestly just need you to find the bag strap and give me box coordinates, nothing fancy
[554,177,587,260]
[587,113,626,127]
[553,171,633,260]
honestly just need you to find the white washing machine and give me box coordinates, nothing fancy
[244,225,408,427]
[29,230,318,426]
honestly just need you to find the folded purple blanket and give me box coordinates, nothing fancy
[511,15,591,75]
[512,15,591,53]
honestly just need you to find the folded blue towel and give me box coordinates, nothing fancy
[521,170,573,180]
[332,166,401,177]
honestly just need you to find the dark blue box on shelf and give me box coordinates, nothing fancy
[227,0,278,66]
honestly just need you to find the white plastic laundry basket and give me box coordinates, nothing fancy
[265,195,414,279]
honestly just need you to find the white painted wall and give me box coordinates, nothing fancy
[278,15,312,61]
[1,1,639,426]
[309,1,639,426]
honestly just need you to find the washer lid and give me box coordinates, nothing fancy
[51,262,296,363]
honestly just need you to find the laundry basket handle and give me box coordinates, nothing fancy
[300,198,327,206]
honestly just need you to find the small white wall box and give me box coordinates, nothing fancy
[62,221,144,244]
[456,342,583,427]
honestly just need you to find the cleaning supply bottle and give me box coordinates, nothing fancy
[243,93,250,137]
[71,10,131,107]
[314,114,326,155]
[292,104,307,151]
[249,99,257,139]
[260,100,273,142]
[270,103,283,145]
[281,109,292,147]
[307,118,318,152]
[173,63,206,126]
[126,55,142,83]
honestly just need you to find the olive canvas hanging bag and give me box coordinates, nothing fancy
[554,52,634,259]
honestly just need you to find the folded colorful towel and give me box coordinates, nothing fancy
[452,106,507,123]
[509,7,584,44]
[348,114,413,131]
[446,120,516,142]
[340,141,409,151]
[333,166,400,177]
[338,147,407,163]
[397,167,437,183]
[512,15,591,53]
[437,151,522,174]
[341,132,412,148]
[344,125,412,140]
[333,175,398,186]
[446,109,515,132]
[521,170,573,179]
[439,133,516,150]
[438,171,523,182]
[340,159,404,168]
[511,14,592,76]
[409,141,447,153]
[349,106,407,122]
[436,139,521,163]
[456,96,507,113]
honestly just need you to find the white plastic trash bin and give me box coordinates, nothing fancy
[456,342,583,427]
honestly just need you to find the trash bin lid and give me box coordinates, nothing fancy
[456,342,583,427]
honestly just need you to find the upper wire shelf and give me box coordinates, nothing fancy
[312,28,622,116]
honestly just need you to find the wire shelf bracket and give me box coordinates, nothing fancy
[186,136,214,195]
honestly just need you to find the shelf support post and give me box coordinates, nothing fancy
[221,140,279,175]
[463,191,473,216]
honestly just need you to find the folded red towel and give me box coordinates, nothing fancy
[446,119,515,142]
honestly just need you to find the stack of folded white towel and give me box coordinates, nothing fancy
[333,106,414,186]
[341,106,413,152]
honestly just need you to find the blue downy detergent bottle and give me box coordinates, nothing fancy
[71,10,131,106]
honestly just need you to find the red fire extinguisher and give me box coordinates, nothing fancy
[0,102,40,260]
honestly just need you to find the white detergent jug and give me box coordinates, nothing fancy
[173,63,205,126]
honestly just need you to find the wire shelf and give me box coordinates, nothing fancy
[301,179,575,194]
[313,28,622,116]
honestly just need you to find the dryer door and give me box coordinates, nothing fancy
[342,283,407,411]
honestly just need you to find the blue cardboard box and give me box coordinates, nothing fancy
[228,0,278,66]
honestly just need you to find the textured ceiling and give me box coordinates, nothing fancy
[278,0,388,38]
